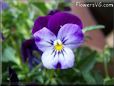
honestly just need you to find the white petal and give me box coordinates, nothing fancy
[41,46,75,69]
[57,24,79,39]
[57,24,84,49]
[33,27,56,52]
[41,47,58,69]
[58,47,75,69]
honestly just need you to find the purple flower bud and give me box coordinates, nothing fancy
[21,38,41,70]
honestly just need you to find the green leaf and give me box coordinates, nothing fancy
[96,47,113,63]
[93,71,103,84]
[77,51,97,73]
[2,46,20,65]
[82,72,96,84]
[83,25,105,33]
[104,78,114,85]
[75,47,93,62]
[37,75,44,84]
[31,2,48,15]
[51,78,57,84]
[27,63,42,77]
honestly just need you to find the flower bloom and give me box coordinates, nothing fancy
[32,12,84,69]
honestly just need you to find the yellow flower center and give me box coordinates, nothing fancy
[54,39,63,51]
[55,43,63,51]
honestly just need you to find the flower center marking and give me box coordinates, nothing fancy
[54,39,63,51]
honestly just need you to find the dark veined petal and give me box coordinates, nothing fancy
[41,46,74,69]
[32,15,51,34]
[41,47,58,69]
[33,27,56,52]
[57,47,74,69]
[57,24,84,49]
[47,12,83,35]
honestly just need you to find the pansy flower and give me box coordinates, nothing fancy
[32,12,84,69]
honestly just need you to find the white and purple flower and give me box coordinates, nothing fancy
[32,12,84,69]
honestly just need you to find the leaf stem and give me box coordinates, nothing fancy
[83,25,105,33]
[104,56,109,78]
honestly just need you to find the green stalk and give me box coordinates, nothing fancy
[104,56,109,78]
[83,25,105,33]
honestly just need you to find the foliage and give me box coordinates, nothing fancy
[1,0,114,85]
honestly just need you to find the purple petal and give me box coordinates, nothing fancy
[32,15,51,34]
[57,24,84,49]
[21,38,38,62]
[21,38,41,70]
[33,27,56,52]
[47,12,83,35]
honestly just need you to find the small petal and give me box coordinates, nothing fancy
[48,12,83,35]
[32,16,51,34]
[57,24,84,49]
[33,27,56,52]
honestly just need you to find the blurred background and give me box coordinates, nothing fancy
[1,0,114,85]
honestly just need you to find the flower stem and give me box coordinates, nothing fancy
[104,56,109,78]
